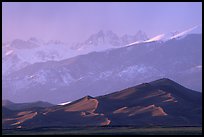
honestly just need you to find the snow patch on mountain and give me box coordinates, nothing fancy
[60,73,75,85]
[99,71,113,79]
[118,65,148,78]
[144,34,165,42]
[5,50,14,56]
[58,101,71,105]
[126,25,200,46]
[26,70,48,85]
[117,65,163,80]
[170,25,199,39]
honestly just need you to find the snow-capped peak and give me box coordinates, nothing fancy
[170,25,199,39]
[126,25,200,46]
[144,34,165,42]
[72,30,149,50]
[126,34,165,46]
[125,40,143,46]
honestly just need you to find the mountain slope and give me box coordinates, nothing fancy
[2,78,202,129]
[3,34,202,104]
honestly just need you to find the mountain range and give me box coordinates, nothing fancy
[2,33,202,104]
[2,30,148,76]
[2,78,202,129]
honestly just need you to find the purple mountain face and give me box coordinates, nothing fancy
[2,34,202,104]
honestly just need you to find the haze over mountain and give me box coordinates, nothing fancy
[2,33,202,104]
[2,78,202,129]
[3,25,201,76]
[2,15,202,104]
[2,30,148,76]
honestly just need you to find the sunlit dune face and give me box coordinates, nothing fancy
[151,106,168,116]
[100,118,111,126]
[64,98,98,112]
[109,88,136,100]
[113,104,167,117]
[144,90,178,103]
[162,93,178,103]
[16,112,37,122]
[4,111,38,127]
[17,111,32,116]
[144,90,166,99]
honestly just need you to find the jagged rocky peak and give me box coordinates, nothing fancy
[135,30,149,40]
[10,39,40,49]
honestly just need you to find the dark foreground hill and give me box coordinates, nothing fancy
[2,78,202,129]
[2,100,54,110]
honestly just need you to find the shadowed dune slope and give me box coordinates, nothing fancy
[2,78,202,129]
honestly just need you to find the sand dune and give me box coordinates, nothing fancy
[2,78,202,129]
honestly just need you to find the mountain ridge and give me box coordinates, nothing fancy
[3,34,202,104]
[2,100,54,110]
